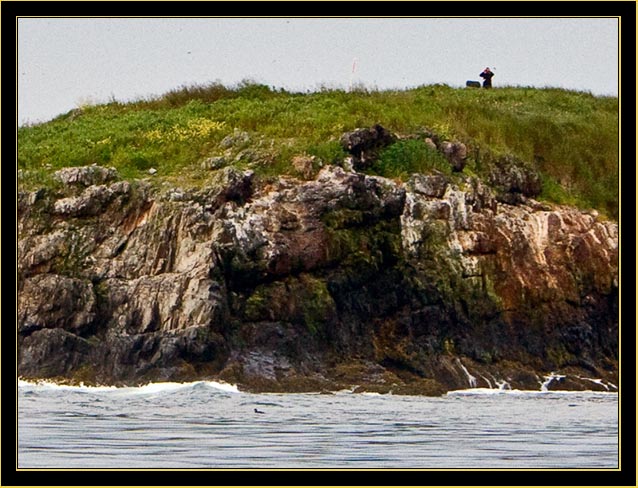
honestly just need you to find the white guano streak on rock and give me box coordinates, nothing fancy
[456,359,477,388]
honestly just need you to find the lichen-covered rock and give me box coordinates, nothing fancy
[340,124,396,170]
[440,141,468,172]
[407,174,449,198]
[54,165,118,187]
[220,129,250,149]
[200,156,227,170]
[17,162,618,394]
[213,166,405,287]
[488,155,542,202]
[53,184,116,216]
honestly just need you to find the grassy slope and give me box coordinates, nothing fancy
[18,82,619,220]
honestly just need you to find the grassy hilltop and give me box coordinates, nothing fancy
[18,82,619,220]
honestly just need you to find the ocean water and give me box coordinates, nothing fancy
[17,380,618,469]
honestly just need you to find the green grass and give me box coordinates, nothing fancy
[18,82,618,219]
[372,139,452,179]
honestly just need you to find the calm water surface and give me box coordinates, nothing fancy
[18,380,618,469]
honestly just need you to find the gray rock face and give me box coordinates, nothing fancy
[53,184,115,216]
[408,174,449,198]
[488,155,542,202]
[18,274,96,335]
[440,141,468,172]
[54,165,118,187]
[340,124,396,170]
[200,156,227,170]
[220,129,251,149]
[17,164,619,394]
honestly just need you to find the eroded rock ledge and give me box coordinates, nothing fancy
[17,164,618,394]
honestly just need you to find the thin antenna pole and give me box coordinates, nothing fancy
[349,58,357,92]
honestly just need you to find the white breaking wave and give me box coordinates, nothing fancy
[447,388,618,397]
[18,379,117,392]
[448,387,515,396]
[123,381,240,395]
[18,378,240,394]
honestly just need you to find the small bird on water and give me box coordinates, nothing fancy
[254,408,265,414]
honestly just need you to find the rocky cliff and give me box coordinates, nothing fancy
[17,141,619,395]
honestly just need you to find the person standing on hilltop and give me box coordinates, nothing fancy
[479,67,494,88]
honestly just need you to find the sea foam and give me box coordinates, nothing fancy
[447,387,618,397]
[18,378,240,394]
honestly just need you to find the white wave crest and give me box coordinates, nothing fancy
[18,378,117,391]
[447,388,618,397]
[129,381,241,394]
[18,378,240,394]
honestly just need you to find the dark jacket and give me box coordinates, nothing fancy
[480,69,494,87]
